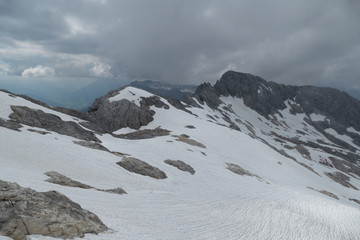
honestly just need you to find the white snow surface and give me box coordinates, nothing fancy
[1,90,360,240]
[309,113,327,122]
[108,86,154,107]
[347,126,360,135]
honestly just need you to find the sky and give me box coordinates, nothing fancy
[0,0,360,92]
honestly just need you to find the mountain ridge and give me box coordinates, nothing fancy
[1,71,360,239]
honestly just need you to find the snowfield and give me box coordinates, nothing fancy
[1,88,360,240]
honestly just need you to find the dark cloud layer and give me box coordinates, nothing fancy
[0,0,359,90]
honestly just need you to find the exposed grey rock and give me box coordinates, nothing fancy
[325,172,358,190]
[192,82,223,109]
[193,70,360,153]
[0,118,22,132]
[163,97,194,114]
[227,163,255,177]
[44,171,127,195]
[295,144,311,160]
[164,160,195,175]
[214,71,295,116]
[9,106,99,142]
[45,171,93,189]
[87,86,196,132]
[113,127,170,139]
[27,129,50,135]
[349,198,360,205]
[139,96,169,109]
[183,95,203,108]
[270,130,360,165]
[329,156,360,179]
[102,188,127,195]
[73,141,109,151]
[172,134,206,148]
[51,106,89,121]
[319,190,340,200]
[307,187,339,200]
[88,95,154,132]
[0,180,107,240]
[79,121,106,134]
[117,157,167,179]
[226,163,264,182]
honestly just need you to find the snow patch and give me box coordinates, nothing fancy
[309,113,327,122]
[108,86,154,107]
[347,127,360,135]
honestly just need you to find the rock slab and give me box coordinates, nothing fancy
[117,157,167,179]
[164,160,195,175]
[9,106,99,142]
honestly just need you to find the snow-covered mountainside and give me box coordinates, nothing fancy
[1,71,360,240]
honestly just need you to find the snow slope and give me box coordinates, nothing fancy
[1,88,360,240]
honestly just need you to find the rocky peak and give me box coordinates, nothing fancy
[191,70,360,148]
[87,87,155,132]
[214,71,296,116]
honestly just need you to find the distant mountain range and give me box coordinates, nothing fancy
[128,80,197,100]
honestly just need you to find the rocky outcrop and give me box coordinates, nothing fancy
[324,172,358,190]
[164,160,195,175]
[192,82,222,109]
[88,91,154,132]
[87,86,194,132]
[9,106,99,142]
[45,171,93,189]
[44,171,127,195]
[0,118,22,132]
[226,163,262,180]
[51,106,89,121]
[307,187,339,200]
[172,134,206,148]
[0,180,107,240]
[113,127,170,139]
[139,96,170,109]
[117,157,167,179]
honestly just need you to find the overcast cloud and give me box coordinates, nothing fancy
[0,0,359,89]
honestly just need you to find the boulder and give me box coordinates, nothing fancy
[113,127,170,139]
[44,171,92,189]
[164,160,195,175]
[117,157,167,179]
[0,180,107,240]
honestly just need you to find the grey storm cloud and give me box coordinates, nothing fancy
[0,0,359,89]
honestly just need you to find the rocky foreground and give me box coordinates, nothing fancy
[0,180,107,240]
